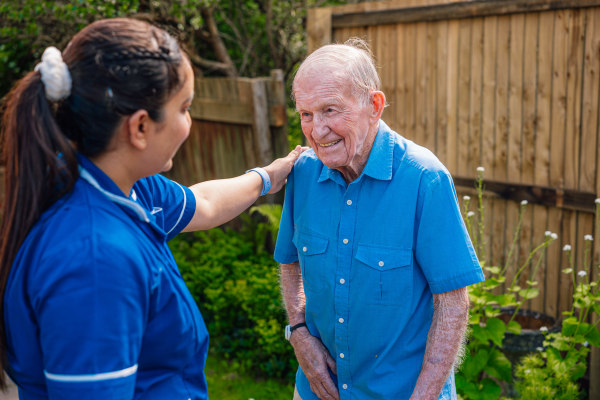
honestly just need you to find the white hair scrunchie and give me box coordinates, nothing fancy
[34,46,72,101]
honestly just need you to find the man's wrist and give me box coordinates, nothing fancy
[285,322,307,341]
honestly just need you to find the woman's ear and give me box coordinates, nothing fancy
[127,109,150,150]
[370,91,386,121]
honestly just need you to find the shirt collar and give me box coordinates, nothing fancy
[77,153,131,198]
[77,153,157,228]
[317,120,394,184]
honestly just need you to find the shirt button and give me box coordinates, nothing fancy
[378,260,384,267]
[340,353,345,358]
[346,199,352,206]
[343,238,349,244]
[302,246,307,252]
[339,278,345,284]
[343,384,348,389]
[339,317,344,323]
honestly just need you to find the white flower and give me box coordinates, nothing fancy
[584,341,589,347]
[536,347,544,352]
[521,200,528,206]
[585,234,593,241]
[545,231,552,237]
[463,195,471,201]
[596,198,600,204]
[539,326,548,332]
[578,270,587,277]
[477,166,485,173]
[467,211,476,217]
[34,46,72,101]
[563,244,572,252]
[551,233,558,240]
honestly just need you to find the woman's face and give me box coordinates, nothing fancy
[149,61,194,173]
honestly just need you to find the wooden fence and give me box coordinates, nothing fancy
[166,69,289,195]
[307,0,600,395]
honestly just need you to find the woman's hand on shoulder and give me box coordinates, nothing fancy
[264,145,308,194]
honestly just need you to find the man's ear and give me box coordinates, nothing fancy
[370,91,386,121]
[127,109,150,150]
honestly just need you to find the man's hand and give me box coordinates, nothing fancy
[290,327,340,400]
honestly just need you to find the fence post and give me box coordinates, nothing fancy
[307,7,332,53]
[249,79,273,168]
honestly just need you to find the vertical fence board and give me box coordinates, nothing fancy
[445,19,460,174]
[415,22,427,147]
[436,20,449,164]
[457,20,472,177]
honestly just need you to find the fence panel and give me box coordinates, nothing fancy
[166,70,288,195]
[308,1,600,394]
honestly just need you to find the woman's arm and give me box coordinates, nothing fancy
[183,146,304,231]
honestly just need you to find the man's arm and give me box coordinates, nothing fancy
[280,262,340,400]
[410,286,469,400]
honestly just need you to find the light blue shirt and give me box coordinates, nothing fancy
[275,120,484,399]
[5,154,208,399]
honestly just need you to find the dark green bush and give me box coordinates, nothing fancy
[169,206,297,380]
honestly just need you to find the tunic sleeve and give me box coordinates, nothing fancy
[134,174,197,241]
[30,237,149,400]
[414,170,484,294]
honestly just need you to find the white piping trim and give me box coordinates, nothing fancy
[79,167,150,223]
[44,364,138,382]
[166,182,187,236]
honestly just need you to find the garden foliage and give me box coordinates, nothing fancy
[169,205,297,380]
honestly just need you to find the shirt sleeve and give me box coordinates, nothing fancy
[274,167,299,264]
[414,170,484,294]
[31,237,149,400]
[135,174,196,241]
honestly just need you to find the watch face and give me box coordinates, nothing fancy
[285,325,291,340]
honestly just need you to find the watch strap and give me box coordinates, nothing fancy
[285,322,307,341]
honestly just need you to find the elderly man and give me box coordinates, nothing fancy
[274,39,484,400]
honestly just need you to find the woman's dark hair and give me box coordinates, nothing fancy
[0,18,185,388]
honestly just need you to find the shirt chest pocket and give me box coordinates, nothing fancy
[353,244,413,305]
[293,230,331,293]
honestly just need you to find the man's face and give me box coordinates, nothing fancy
[294,69,375,180]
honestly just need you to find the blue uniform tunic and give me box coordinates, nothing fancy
[274,121,484,400]
[4,154,208,399]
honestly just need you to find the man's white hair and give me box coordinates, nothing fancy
[293,38,381,106]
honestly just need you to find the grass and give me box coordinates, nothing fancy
[205,353,295,400]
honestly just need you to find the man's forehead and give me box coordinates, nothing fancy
[294,74,353,107]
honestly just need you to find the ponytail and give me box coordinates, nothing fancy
[0,71,78,388]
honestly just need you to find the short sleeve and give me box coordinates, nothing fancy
[134,174,196,241]
[274,167,299,264]
[414,171,484,294]
[31,238,149,400]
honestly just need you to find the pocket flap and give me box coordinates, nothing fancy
[355,244,412,270]
[293,230,329,256]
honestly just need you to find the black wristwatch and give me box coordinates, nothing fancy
[285,322,307,341]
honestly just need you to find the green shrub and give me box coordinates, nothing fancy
[169,206,297,380]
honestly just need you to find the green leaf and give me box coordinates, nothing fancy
[485,266,501,274]
[507,320,521,334]
[485,318,506,347]
[526,280,538,286]
[471,324,489,343]
[563,268,573,274]
[479,378,502,400]
[510,285,521,292]
[519,288,540,300]
[583,324,600,347]
[484,348,512,382]
[562,317,579,336]
[461,348,489,380]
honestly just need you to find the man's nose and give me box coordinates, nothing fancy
[312,114,329,138]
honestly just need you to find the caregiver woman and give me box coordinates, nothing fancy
[0,18,302,400]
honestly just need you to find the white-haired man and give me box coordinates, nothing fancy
[275,39,484,400]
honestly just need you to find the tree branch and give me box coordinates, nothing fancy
[200,7,238,77]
